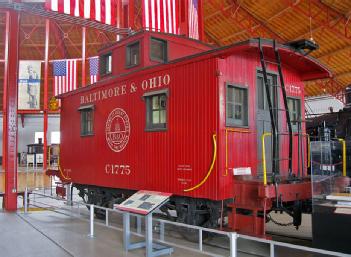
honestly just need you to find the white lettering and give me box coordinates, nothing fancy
[105,164,131,175]
[163,74,170,85]
[79,74,171,105]
[142,80,148,90]
[105,164,111,174]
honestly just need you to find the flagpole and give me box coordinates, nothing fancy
[82,27,87,87]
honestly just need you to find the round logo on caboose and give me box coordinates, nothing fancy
[105,108,130,152]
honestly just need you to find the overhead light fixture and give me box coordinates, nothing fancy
[284,39,319,55]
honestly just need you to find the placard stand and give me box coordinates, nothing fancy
[118,190,173,257]
[123,211,173,257]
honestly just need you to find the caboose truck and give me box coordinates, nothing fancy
[57,31,331,237]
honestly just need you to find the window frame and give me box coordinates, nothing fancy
[100,52,112,77]
[143,89,169,132]
[287,97,301,132]
[149,37,168,63]
[125,41,141,68]
[78,105,95,136]
[225,83,249,128]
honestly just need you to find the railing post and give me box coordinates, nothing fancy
[24,187,28,213]
[89,205,94,238]
[270,243,275,257]
[199,229,203,251]
[230,232,238,257]
[105,209,109,226]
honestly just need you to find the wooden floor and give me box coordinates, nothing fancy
[0,166,50,193]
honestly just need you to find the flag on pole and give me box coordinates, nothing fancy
[142,0,178,34]
[188,0,199,39]
[45,0,118,26]
[89,57,99,84]
[53,59,77,96]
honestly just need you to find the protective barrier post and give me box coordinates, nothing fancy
[199,229,203,251]
[123,212,130,251]
[270,243,275,257]
[24,187,28,213]
[230,232,237,257]
[89,205,94,238]
[66,183,71,206]
[105,209,109,226]
[145,214,153,257]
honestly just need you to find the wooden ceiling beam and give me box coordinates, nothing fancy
[50,21,68,59]
[211,0,286,42]
[335,71,351,78]
[315,45,351,59]
[204,31,223,46]
[288,0,351,43]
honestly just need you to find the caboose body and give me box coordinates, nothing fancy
[59,31,330,236]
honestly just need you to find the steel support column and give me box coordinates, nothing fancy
[128,0,134,29]
[198,0,204,41]
[116,0,122,41]
[2,10,20,211]
[82,27,86,87]
[43,19,49,170]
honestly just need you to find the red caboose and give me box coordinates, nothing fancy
[58,31,330,236]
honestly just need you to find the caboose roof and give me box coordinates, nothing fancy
[59,35,331,98]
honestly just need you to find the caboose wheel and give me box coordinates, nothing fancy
[174,198,220,242]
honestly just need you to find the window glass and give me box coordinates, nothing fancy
[51,131,60,144]
[100,53,112,75]
[226,85,248,127]
[126,42,140,67]
[35,132,44,144]
[145,93,168,130]
[150,38,167,62]
[287,97,301,132]
[80,108,94,136]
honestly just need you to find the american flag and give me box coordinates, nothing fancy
[188,0,199,39]
[142,0,178,34]
[89,57,99,84]
[53,59,77,96]
[45,0,118,25]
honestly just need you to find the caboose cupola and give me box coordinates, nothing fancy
[97,30,212,79]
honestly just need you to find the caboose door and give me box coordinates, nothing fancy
[256,71,279,177]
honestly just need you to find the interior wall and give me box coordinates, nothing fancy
[0,114,60,156]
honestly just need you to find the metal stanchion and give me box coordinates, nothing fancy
[270,243,275,257]
[199,229,203,251]
[89,205,94,238]
[230,233,237,257]
[24,187,28,213]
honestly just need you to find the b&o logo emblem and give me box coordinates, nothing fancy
[105,108,130,152]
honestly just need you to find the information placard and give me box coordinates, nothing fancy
[116,190,172,215]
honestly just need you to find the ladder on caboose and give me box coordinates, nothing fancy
[258,38,293,180]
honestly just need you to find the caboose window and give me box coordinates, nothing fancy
[150,37,167,63]
[144,90,168,131]
[126,41,140,67]
[287,97,301,132]
[226,85,248,127]
[79,105,94,136]
[100,53,112,76]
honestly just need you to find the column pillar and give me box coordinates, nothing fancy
[3,9,20,211]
